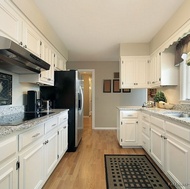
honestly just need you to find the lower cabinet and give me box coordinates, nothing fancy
[141,113,190,189]
[150,115,165,170]
[44,129,58,179]
[16,110,68,189]
[19,140,44,189]
[117,109,139,147]
[165,121,190,189]
[0,136,18,189]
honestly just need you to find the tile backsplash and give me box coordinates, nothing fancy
[0,106,24,116]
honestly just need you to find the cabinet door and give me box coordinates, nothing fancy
[22,21,41,57]
[120,56,149,88]
[19,142,44,189]
[149,53,161,87]
[55,53,67,71]
[0,0,22,44]
[0,158,18,189]
[44,130,58,179]
[135,57,148,88]
[120,119,138,146]
[40,40,54,85]
[58,125,68,159]
[120,57,135,88]
[150,125,165,170]
[165,134,190,188]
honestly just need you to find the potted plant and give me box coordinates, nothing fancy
[154,91,167,107]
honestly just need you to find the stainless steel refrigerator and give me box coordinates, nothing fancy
[40,70,84,152]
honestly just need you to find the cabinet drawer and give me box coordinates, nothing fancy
[150,115,164,129]
[19,123,44,151]
[121,111,138,119]
[142,133,150,153]
[141,112,150,122]
[165,121,190,142]
[58,112,68,125]
[141,120,150,137]
[45,117,57,134]
[0,136,17,162]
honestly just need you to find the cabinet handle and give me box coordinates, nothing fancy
[32,133,41,138]
[136,121,138,124]
[63,126,66,129]
[51,124,57,127]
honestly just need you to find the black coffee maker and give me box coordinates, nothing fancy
[26,90,41,112]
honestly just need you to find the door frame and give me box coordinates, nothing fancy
[78,69,95,129]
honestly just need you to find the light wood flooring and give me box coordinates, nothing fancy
[42,117,145,189]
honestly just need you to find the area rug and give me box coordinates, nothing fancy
[104,154,172,189]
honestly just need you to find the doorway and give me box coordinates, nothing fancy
[79,69,95,129]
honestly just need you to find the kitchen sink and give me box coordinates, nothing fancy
[163,112,190,118]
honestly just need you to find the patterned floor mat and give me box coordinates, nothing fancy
[104,155,173,189]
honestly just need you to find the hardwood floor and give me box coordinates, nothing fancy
[42,117,145,189]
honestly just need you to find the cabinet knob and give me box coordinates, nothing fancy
[19,42,23,46]
[24,45,27,48]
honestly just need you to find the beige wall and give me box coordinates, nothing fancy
[12,0,68,59]
[120,43,150,56]
[150,0,190,53]
[67,61,146,128]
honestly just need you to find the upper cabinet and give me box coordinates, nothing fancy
[0,0,67,86]
[120,56,149,89]
[148,45,178,88]
[0,0,22,44]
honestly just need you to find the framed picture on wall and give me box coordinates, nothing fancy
[122,89,131,93]
[103,79,111,93]
[113,79,121,93]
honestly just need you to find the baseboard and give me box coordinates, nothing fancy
[93,127,117,130]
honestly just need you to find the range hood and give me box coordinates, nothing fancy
[0,36,50,74]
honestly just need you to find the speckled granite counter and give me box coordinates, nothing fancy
[0,109,68,138]
[117,106,190,127]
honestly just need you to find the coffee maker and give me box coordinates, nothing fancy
[26,90,41,112]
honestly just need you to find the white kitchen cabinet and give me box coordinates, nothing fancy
[141,112,151,153]
[44,128,58,179]
[120,56,149,89]
[19,140,44,189]
[54,53,67,71]
[149,53,161,87]
[117,109,139,147]
[22,20,41,57]
[18,123,45,189]
[57,111,68,159]
[150,115,165,170]
[0,136,18,189]
[0,0,22,44]
[165,121,190,189]
[149,46,178,88]
[40,40,55,85]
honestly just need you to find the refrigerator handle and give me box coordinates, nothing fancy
[78,86,84,111]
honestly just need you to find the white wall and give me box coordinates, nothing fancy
[0,69,39,106]
[67,61,146,128]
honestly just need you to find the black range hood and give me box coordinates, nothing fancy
[0,36,50,74]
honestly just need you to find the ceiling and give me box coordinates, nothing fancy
[33,0,185,61]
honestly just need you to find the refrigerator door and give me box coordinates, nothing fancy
[76,78,84,146]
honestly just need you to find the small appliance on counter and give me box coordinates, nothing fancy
[26,90,42,112]
[42,100,52,111]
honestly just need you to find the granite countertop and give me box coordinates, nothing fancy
[117,106,190,127]
[0,109,68,138]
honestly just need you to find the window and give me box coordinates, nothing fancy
[180,53,190,102]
